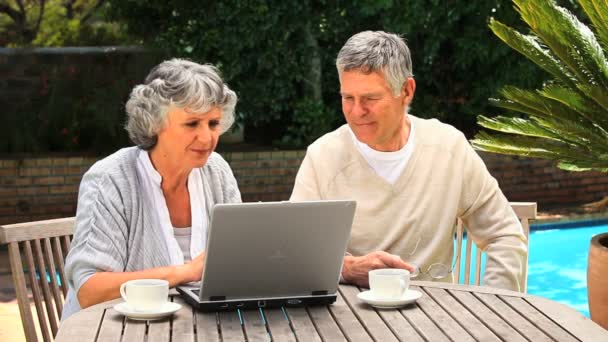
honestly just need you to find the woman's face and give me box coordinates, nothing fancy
[155,106,222,169]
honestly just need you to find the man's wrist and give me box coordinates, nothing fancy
[341,255,355,283]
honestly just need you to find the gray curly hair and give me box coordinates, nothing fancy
[125,58,238,150]
[336,31,413,96]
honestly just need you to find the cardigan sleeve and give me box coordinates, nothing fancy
[64,170,129,294]
[207,152,242,204]
[457,135,528,292]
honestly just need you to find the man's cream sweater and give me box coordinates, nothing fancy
[291,116,527,291]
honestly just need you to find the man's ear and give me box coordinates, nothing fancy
[401,77,416,105]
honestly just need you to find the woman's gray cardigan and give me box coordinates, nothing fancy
[61,147,241,321]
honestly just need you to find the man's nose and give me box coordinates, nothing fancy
[350,99,368,117]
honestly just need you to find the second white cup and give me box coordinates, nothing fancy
[369,268,410,300]
[120,279,169,312]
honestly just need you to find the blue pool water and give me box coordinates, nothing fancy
[526,223,608,317]
[460,221,607,317]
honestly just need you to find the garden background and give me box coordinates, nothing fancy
[2,0,607,225]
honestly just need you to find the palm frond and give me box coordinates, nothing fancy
[472,131,583,159]
[478,114,608,153]
[532,116,608,152]
[577,84,608,113]
[472,131,608,171]
[541,84,608,130]
[477,115,562,140]
[579,0,608,49]
[498,86,584,123]
[476,0,608,173]
[513,0,608,88]
[489,18,575,87]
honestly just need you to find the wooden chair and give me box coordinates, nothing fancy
[454,202,537,293]
[0,218,75,342]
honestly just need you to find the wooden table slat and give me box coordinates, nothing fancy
[474,292,553,342]
[147,318,171,342]
[422,286,498,342]
[172,297,195,342]
[307,305,347,342]
[218,311,245,341]
[96,309,125,342]
[339,285,400,342]
[264,308,297,342]
[284,307,322,342]
[54,304,105,340]
[411,286,476,342]
[377,308,425,342]
[501,295,579,342]
[365,286,425,342]
[327,290,373,342]
[195,311,221,342]
[448,290,527,342]
[241,309,271,342]
[399,301,450,342]
[54,284,608,342]
[122,320,147,342]
[526,295,608,342]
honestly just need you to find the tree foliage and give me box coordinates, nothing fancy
[108,0,549,147]
[471,0,608,172]
[0,0,131,46]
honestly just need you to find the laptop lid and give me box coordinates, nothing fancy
[198,200,356,302]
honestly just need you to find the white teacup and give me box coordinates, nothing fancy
[119,279,169,312]
[369,269,410,300]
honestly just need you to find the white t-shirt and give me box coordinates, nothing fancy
[349,115,415,184]
[173,227,192,262]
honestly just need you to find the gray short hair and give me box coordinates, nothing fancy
[336,31,413,96]
[125,58,238,150]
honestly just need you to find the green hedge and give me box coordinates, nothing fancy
[1,47,165,154]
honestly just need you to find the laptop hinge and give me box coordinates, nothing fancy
[210,296,226,301]
[311,290,328,296]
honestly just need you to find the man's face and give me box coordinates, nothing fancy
[339,69,415,151]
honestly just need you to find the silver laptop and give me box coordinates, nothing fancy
[178,200,356,311]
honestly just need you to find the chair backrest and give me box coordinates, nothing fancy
[0,217,75,342]
[453,202,537,293]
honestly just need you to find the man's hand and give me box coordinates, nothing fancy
[341,251,415,288]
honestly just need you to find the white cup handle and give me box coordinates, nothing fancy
[400,279,407,292]
[120,282,128,302]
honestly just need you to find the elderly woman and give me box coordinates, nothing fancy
[61,59,241,320]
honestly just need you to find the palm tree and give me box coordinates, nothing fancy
[471,0,608,208]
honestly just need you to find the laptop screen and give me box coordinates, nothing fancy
[198,200,356,301]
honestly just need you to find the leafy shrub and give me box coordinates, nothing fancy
[276,99,342,148]
[1,49,164,154]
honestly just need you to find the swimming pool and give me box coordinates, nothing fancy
[460,220,608,317]
[526,221,608,317]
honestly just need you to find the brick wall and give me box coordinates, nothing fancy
[0,151,306,225]
[1,151,607,225]
[480,152,608,207]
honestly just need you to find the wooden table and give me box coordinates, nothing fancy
[56,281,607,341]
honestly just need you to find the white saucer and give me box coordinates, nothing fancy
[357,289,422,309]
[113,302,181,320]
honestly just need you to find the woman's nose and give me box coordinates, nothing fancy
[196,125,213,144]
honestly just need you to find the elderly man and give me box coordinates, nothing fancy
[290,31,527,291]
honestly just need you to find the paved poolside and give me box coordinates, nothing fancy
[1,207,606,341]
